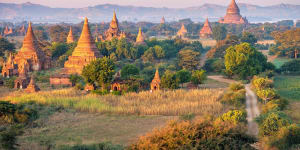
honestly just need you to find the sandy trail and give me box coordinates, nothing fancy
[245,84,260,136]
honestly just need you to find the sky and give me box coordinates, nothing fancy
[0,0,299,8]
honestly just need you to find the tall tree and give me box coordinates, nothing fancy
[212,25,228,41]
[178,49,201,70]
[0,38,15,57]
[49,25,68,43]
[240,32,257,45]
[272,29,300,58]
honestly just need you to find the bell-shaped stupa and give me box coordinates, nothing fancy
[219,0,248,24]
[136,27,145,44]
[177,24,188,38]
[200,18,213,38]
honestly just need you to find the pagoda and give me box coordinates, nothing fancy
[18,25,26,36]
[25,77,40,93]
[14,22,51,71]
[135,27,145,44]
[161,17,166,24]
[1,53,18,77]
[103,11,127,41]
[150,69,161,91]
[14,61,30,89]
[177,24,188,39]
[66,26,75,43]
[219,0,248,24]
[200,18,213,38]
[3,26,13,36]
[64,17,101,74]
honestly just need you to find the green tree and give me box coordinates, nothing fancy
[153,45,165,59]
[191,70,206,85]
[82,57,115,90]
[50,42,68,59]
[224,43,273,79]
[161,70,179,89]
[219,110,247,125]
[256,88,277,104]
[49,25,68,43]
[240,32,257,45]
[176,69,191,87]
[212,25,227,41]
[178,49,201,70]
[0,38,15,57]
[142,47,155,62]
[121,64,139,79]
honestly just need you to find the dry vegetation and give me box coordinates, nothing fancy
[3,88,225,116]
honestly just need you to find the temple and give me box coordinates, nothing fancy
[161,17,166,24]
[1,53,18,77]
[14,22,51,71]
[150,69,161,91]
[66,26,75,43]
[135,27,145,44]
[219,0,248,24]
[200,18,213,38]
[177,24,188,39]
[25,77,40,93]
[102,11,127,41]
[3,26,13,36]
[64,17,101,74]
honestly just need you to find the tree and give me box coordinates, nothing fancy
[82,57,115,90]
[219,110,247,125]
[224,43,273,79]
[50,42,68,59]
[191,70,206,85]
[153,45,165,59]
[176,69,191,87]
[256,88,277,104]
[121,64,139,79]
[0,38,15,57]
[178,49,201,70]
[206,34,240,58]
[142,47,155,62]
[49,25,68,43]
[240,32,257,45]
[212,25,227,41]
[272,29,300,58]
[161,70,179,89]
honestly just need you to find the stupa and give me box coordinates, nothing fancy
[3,26,13,36]
[161,17,166,24]
[135,27,145,44]
[177,24,188,38]
[219,0,248,24]
[103,11,127,41]
[64,17,101,74]
[25,76,40,93]
[200,18,213,38]
[66,26,75,43]
[150,69,161,91]
[14,22,50,71]
[1,53,18,77]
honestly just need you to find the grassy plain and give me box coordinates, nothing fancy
[274,76,300,124]
[272,57,292,68]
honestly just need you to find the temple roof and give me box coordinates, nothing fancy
[25,76,40,92]
[227,0,240,14]
[200,18,213,35]
[136,27,145,43]
[67,26,75,43]
[110,11,119,29]
[19,22,39,53]
[70,17,100,57]
[152,69,161,83]
[161,17,165,24]
[177,24,187,36]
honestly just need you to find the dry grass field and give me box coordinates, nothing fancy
[4,88,225,116]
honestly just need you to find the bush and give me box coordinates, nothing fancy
[3,77,16,89]
[203,58,225,73]
[262,98,289,113]
[256,88,277,103]
[229,83,245,91]
[0,126,23,150]
[69,74,83,86]
[130,119,256,150]
[190,69,206,85]
[161,70,179,89]
[251,76,273,91]
[219,110,247,125]
[256,111,292,136]
[221,90,246,107]
[279,59,300,75]
[91,89,109,95]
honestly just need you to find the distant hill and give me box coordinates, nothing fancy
[0,2,299,23]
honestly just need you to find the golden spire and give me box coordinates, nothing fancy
[154,69,160,81]
[19,22,38,53]
[136,27,145,44]
[177,23,187,36]
[200,18,213,35]
[95,36,98,42]
[67,26,75,43]
[69,17,100,57]
[110,10,119,29]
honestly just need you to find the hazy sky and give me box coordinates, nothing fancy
[1,0,299,8]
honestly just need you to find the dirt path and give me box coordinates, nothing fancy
[207,75,237,84]
[245,84,260,136]
[200,52,207,67]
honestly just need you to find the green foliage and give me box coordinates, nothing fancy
[82,57,115,90]
[58,142,124,150]
[251,76,273,91]
[256,88,277,103]
[121,64,139,80]
[69,74,83,86]
[224,43,273,79]
[279,59,300,75]
[49,25,68,43]
[161,70,179,89]
[274,76,300,101]
[131,119,256,150]
[190,70,206,85]
[256,111,292,136]
[177,49,200,70]
[0,126,23,150]
[3,77,16,89]
[50,42,68,59]
[221,83,246,108]
[262,98,289,113]
[203,58,225,73]
[219,110,247,124]
[176,69,191,86]
[240,32,257,45]
[229,83,245,91]
[212,25,228,41]
[0,38,15,57]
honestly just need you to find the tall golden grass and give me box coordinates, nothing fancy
[3,88,225,116]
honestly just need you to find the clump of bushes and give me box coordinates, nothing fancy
[218,110,247,125]
[221,83,246,107]
[130,118,256,150]
[3,77,16,89]
[251,77,300,149]
[278,59,300,75]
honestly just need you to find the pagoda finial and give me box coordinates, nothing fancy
[136,27,145,44]
[67,26,75,43]
[154,68,160,80]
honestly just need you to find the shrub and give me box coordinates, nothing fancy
[161,70,179,89]
[190,69,206,85]
[262,98,289,113]
[229,83,245,91]
[0,126,23,150]
[256,88,277,103]
[279,59,300,75]
[251,76,273,91]
[3,77,16,89]
[221,84,246,108]
[256,111,292,136]
[203,58,225,73]
[130,119,256,150]
[69,74,83,86]
[219,110,247,124]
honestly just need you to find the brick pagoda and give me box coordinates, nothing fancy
[177,24,188,39]
[200,18,213,38]
[219,0,248,24]
[66,26,75,43]
[150,69,161,91]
